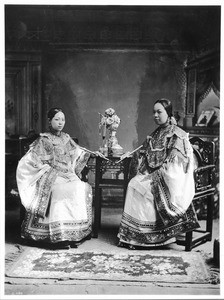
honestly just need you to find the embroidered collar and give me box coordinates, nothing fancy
[144,125,189,168]
[40,132,70,145]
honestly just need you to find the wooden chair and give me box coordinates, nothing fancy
[176,136,216,251]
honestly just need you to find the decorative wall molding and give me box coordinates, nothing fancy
[5,6,221,52]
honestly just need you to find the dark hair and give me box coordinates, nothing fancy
[47,107,63,120]
[154,98,173,118]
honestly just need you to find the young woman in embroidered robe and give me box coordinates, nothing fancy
[17,107,102,249]
[117,99,200,249]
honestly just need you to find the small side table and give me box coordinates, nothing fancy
[92,156,132,238]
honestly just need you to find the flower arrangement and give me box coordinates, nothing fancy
[100,108,121,132]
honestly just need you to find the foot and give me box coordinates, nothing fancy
[85,234,91,240]
[117,241,125,248]
[51,241,71,250]
[69,242,78,248]
[128,244,136,250]
[63,244,71,250]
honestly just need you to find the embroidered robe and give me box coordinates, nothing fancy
[118,124,200,247]
[16,132,92,243]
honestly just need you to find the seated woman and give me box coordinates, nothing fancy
[17,107,103,249]
[117,98,200,249]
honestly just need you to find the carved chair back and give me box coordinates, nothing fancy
[176,136,216,251]
[190,136,215,167]
[190,136,216,194]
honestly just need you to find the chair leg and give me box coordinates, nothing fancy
[206,194,214,241]
[93,187,100,238]
[99,188,102,229]
[185,231,193,251]
[93,186,102,238]
[93,158,101,238]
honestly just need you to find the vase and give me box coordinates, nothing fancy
[107,128,123,157]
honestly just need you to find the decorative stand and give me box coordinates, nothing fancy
[99,108,124,157]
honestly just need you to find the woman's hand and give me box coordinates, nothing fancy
[120,151,132,161]
[94,151,109,160]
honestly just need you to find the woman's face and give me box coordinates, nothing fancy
[153,103,169,126]
[50,111,65,132]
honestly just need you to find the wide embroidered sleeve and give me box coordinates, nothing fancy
[68,138,90,178]
[16,136,58,218]
[151,133,195,218]
[166,130,193,173]
[128,136,153,179]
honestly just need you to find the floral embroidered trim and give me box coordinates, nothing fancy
[28,167,58,218]
[75,152,90,177]
[21,184,93,243]
[151,170,186,225]
[118,205,199,246]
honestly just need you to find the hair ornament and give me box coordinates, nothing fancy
[170,116,177,125]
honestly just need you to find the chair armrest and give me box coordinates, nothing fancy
[194,164,216,192]
[195,164,216,172]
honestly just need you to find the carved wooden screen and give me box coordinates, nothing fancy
[5,54,42,137]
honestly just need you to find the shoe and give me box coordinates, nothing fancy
[50,241,71,250]
[117,241,125,248]
[128,244,136,250]
[117,241,136,250]
[69,242,78,248]
[85,234,91,240]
